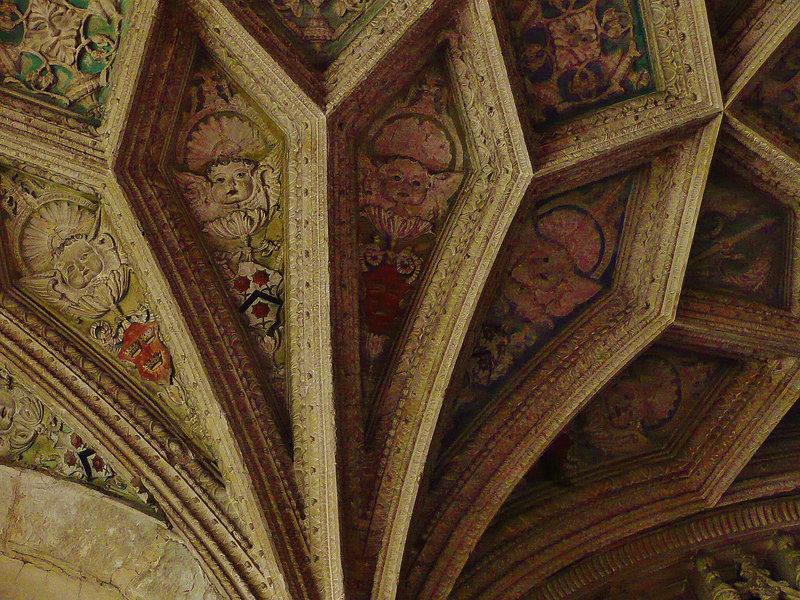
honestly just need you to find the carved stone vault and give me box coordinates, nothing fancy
[3,1,800,600]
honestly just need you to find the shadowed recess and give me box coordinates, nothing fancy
[685,163,791,309]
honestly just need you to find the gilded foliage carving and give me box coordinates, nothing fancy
[171,51,288,404]
[0,0,126,121]
[358,58,466,404]
[501,0,654,126]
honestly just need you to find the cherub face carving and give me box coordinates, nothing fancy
[206,159,257,207]
[379,158,429,208]
[18,201,130,320]
[56,235,106,290]
[50,229,125,309]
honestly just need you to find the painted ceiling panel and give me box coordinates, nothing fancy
[0,166,213,458]
[685,165,791,308]
[169,48,289,417]
[443,169,633,445]
[2,0,800,600]
[738,36,800,157]
[499,0,654,128]
[0,0,128,122]
[357,57,467,406]
[527,346,735,485]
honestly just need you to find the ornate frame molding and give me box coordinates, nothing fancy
[402,121,720,600]
[452,354,800,600]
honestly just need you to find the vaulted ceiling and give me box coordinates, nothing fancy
[1,1,800,600]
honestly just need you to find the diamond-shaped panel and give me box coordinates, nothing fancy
[357,57,467,405]
[169,48,289,411]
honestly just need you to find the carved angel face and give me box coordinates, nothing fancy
[379,158,430,208]
[58,236,105,290]
[206,159,257,207]
[53,233,119,293]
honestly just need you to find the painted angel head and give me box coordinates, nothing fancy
[360,114,464,240]
[175,112,282,243]
[18,201,131,320]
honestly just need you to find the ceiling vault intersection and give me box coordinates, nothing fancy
[0,2,800,600]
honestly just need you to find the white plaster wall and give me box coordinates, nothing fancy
[0,464,223,600]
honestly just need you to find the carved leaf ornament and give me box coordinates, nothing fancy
[0,0,126,120]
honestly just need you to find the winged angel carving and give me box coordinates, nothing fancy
[173,64,286,364]
[0,169,174,386]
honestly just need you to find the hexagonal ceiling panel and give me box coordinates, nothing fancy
[498,0,654,128]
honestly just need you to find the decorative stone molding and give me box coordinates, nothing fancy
[403,122,720,600]
[451,354,800,600]
[117,1,342,599]
[323,1,534,599]
[527,498,800,600]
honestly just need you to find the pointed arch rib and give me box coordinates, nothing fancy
[364,1,533,599]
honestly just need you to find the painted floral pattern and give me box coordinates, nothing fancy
[526,347,731,484]
[357,60,466,405]
[502,0,654,127]
[685,167,789,308]
[448,172,631,433]
[0,366,156,512]
[0,0,128,121]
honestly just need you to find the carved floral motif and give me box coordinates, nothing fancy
[502,0,654,126]
[172,52,287,401]
[447,173,630,433]
[685,167,789,308]
[0,364,155,510]
[0,0,127,121]
[357,60,465,403]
